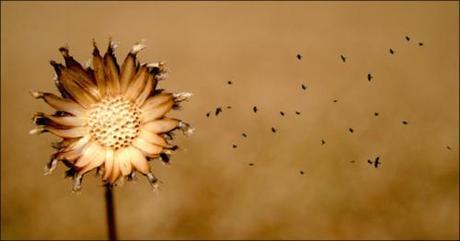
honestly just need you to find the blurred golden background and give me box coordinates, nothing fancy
[1,1,459,239]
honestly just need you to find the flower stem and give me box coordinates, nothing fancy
[105,184,118,240]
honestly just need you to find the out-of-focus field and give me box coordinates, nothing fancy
[1,2,458,239]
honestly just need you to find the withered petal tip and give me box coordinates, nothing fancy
[30,90,43,99]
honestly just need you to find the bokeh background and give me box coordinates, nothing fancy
[1,1,459,240]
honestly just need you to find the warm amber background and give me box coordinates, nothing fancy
[1,1,459,240]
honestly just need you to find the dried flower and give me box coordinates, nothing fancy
[30,39,193,191]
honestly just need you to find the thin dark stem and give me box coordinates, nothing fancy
[105,184,118,240]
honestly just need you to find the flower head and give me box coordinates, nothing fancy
[31,39,193,191]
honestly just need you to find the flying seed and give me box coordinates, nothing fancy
[215,107,222,116]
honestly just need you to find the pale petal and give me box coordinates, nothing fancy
[124,66,148,101]
[138,129,167,147]
[109,153,121,183]
[74,142,103,168]
[103,149,114,181]
[115,148,132,176]
[34,126,89,138]
[58,47,101,99]
[55,137,90,162]
[119,53,137,93]
[141,100,174,123]
[64,135,91,152]
[92,41,108,97]
[142,118,179,133]
[141,93,172,110]
[57,146,83,162]
[31,91,85,116]
[33,112,85,127]
[103,40,121,95]
[135,74,154,106]
[49,115,85,127]
[127,146,150,174]
[132,137,163,157]
[50,61,98,108]
[77,148,105,176]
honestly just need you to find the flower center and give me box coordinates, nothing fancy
[87,96,141,149]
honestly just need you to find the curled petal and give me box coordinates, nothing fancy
[146,172,159,190]
[72,175,83,192]
[31,91,85,116]
[44,156,59,175]
[159,152,171,166]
